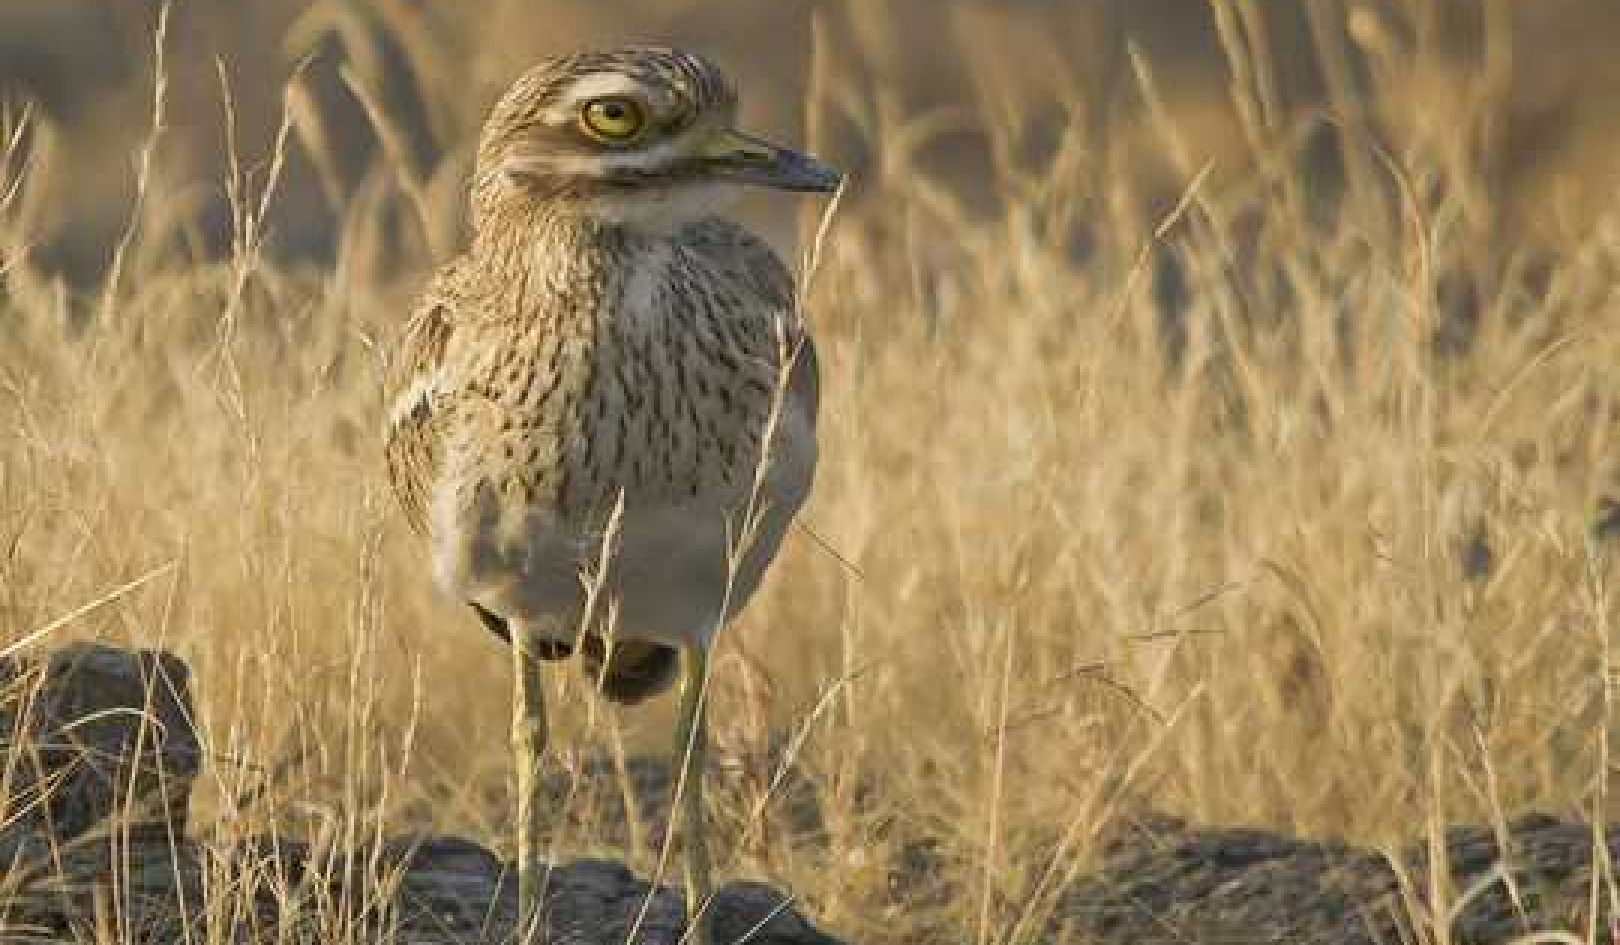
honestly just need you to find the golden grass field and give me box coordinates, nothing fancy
[1,1,1617,941]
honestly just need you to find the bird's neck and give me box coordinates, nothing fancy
[467,201,667,326]
[474,200,641,260]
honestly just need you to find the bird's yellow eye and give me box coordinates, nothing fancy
[581,97,646,142]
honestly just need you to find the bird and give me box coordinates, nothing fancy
[383,46,839,943]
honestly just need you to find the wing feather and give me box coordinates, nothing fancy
[384,288,457,535]
[678,217,820,429]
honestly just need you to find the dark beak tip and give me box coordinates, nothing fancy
[806,174,843,195]
[794,155,844,194]
[714,138,843,193]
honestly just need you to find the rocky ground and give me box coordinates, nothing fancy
[1062,811,1619,944]
[1,643,1614,943]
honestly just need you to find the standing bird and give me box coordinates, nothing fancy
[384,47,838,942]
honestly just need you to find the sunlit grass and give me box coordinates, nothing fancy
[1,2,1617,942]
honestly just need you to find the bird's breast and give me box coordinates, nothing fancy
[465,243,788,523]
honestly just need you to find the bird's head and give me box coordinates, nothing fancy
[472,47,840,231]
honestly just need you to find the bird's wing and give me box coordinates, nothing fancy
[787,329,819,423]
[384,278,458,535]
[678,217,820,425]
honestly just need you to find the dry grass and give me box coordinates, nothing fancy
[1,1,1618,942]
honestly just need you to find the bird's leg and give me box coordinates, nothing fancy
[674,642,713,943]
[511,620,549,943]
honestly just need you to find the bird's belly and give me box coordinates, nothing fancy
[433,422,813,647]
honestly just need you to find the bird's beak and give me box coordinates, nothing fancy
[700,128,842,193]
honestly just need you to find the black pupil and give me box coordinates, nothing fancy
[603,102,626,120]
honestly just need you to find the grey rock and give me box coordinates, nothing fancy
[0,642,200,844]
[1059,811,1619,944]
[0,644,847,944]
[230,832,842,944]
[0,643,203,939]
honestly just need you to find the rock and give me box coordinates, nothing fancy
[1058,811,1620,943]
[0,642,200,844]
[0,643,204,938]
[5,833,205,941]
[228,832,843,944]
[8,641,1620,944]
[0,642,846,943]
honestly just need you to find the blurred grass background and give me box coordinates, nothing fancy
[9,0,1620,279]
[0,1,1617,941]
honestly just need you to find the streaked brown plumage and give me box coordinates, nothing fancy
[382,46,839,940]
[385,197,819,700]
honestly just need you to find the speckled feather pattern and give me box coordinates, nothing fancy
[384,49,819,673]
[388,212,809,525]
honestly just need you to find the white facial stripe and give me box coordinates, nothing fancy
[502,138,684,176]
[574,182,738,233]
[565,72,648,103]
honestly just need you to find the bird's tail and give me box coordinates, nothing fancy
[580,639,679,705]
[469,603,574,659]
[471,603,677,702]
